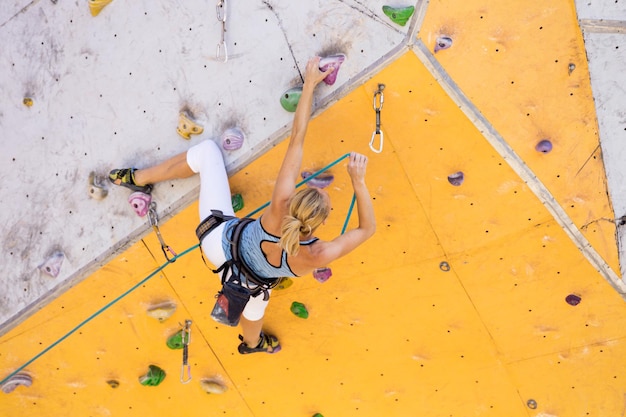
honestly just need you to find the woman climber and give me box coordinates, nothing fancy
[108,57,376,354]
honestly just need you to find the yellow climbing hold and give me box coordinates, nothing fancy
[176,112,204,140]
[89,0,114,16]
[200,379,227,394]
[274,277,294,291]
[146,301,177,322]
[23,97,33,107]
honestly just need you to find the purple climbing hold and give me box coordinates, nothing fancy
[447,171,464,186]
[312,267,332,283]
[1,372,32,393]
[221,127,245,151]
[301,171,334,189]
[319,54,346,86]
[535,139,552,153]
[565,294,581,306]
[434,36,453,53]
[128,192,152,217]
[39,252,65,278]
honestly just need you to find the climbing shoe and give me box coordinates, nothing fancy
[108,168,153,194]
[238,332,281,354]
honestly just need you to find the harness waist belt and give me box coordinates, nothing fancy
[195,210,235,242]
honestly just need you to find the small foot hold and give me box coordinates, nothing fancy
[301,171,334,189]
[23,97,33,107]
[39,252,65,278]
[88,171,109,200]
[434,36,453,53]
[139,365,166,386]
[177,112,204,140]
[319,54,345,86]
[128,192,152,217]
[312,267,332,283]
[221,127,245,151]
[280,86,302,112]
[274,277,293,291]
[382,5,415,26]
[231,193,244,212]
[1,372,32,394]
[147,301,177,322]
[89,0,114,16]
[200,378,228,394]
[290,301,309,319]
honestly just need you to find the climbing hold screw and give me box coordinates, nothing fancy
[526,399,537,409]
[128,192,152,217]
[23,97,33,107]
[139,365,166,386]
[201,378,227,394]
[290,301,309,319]
[313,267,332,283]
[319,54,346,86]
[39,252,65,278]
[176,111,204,140]
[280,86,302,112]
[146,301,177,322]
[565,294,581,306]
[221,127,245,151]
[301,171,334,189]
[535,139,552,153]
[382,5,415,26]
[447,171,464,186]
[434,36,453,53]
[1,372,32,393]
[231,193,244,212]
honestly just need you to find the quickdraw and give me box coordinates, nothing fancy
[216,0,228,62]
[369,83,385,154]
[148,202,177,262]
[180,320,192,384]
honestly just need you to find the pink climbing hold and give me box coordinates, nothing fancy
[312,267,332,283]
[128,192,152,217]
[221,127,245,151]
[319,54,345,86]
[38,252,65,278]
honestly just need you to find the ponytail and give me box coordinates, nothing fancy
[279,188,330,256]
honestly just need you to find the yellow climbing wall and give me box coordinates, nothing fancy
[2,2,626,417]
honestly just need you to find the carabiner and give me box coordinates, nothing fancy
[216,41,228,63]
[370,130,383,154]
[148,202,177,263]
[216,0,226,22]
[370,84,385,153]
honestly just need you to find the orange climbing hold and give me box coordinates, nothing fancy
[89,0,114,16]
[176,112,204,140]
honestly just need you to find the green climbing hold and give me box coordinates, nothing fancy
[232,193,244,212]
[139,365,166,386]
[312,414,324,417]
[166,330,184,349]
[290,301,309,319]
[280,87,302,112]
[382,5,415,26]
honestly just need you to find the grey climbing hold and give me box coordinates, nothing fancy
[1,372,32,393]
[447,171,464,186]
[221,127,245,151]
[39,252,65,278]
[88,171,109,200]
[434,36,453,53]
[301,171,334,189]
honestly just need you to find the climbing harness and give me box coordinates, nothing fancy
[180,320,192,384]
[148,202,177,262]
[369,83,385,154]
[0,153,358,388]
[216,0,228,62]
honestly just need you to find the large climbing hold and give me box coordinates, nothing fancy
[221,127,245,151]
[382,5,415,26]
[39,252,65,278]
[280,86,302,112]
[319,54,346,86]
[176,111,204,140]
[1,372,32,393]
[89,0,114,16]
[128,192,152,217]
[139,365,166,386]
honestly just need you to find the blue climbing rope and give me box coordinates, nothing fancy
[0,152,356,386]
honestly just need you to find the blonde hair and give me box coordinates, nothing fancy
[279,187,330,256]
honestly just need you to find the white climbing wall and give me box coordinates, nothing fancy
[0,0,413,333]
[575,0,626,275]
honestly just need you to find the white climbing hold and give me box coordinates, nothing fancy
[146,301,177,322]
[1,372,33,393]
[38,252,65,278]
[200,378,227,394]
